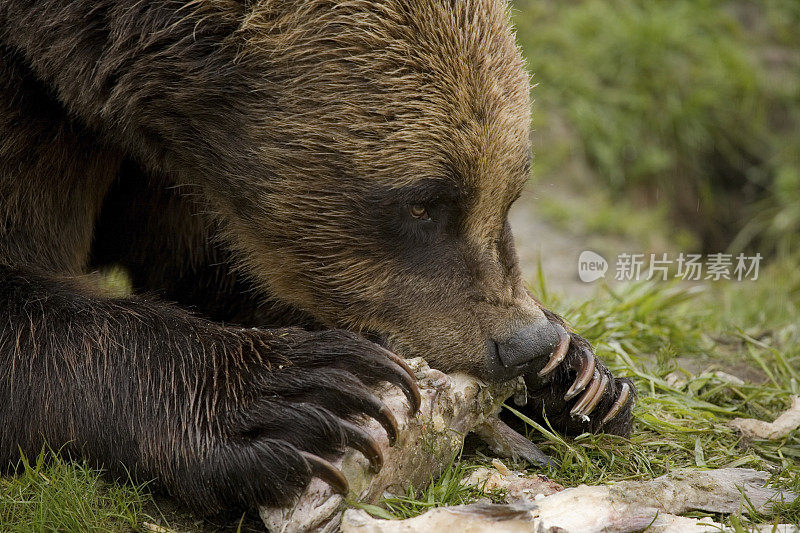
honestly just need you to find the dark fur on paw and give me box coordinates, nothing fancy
[506,311,636,438]
[161,328,419,513]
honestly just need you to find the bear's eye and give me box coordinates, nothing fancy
[408,204,430,221]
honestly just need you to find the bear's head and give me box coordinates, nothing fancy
[218,0,561,380]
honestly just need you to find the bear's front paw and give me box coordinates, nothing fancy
[521,327,635,437]
[167,328,420,512]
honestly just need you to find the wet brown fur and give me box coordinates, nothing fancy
[0,0,633,513]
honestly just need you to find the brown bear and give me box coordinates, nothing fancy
[0,0,633,514]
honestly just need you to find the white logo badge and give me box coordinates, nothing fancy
[578,251,608,283]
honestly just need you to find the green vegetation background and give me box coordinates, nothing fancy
[516,0,800,255]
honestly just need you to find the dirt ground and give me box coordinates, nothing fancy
[508,196,595,300]
[508,188,635,301]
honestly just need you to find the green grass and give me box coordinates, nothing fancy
[351,453,507,521]
[0,450,151,532]
[365,258,800,528]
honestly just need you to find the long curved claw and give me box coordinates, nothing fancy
[570,372,608,417]
[339,420,384,473]
[601,381,631,426]
[581,373,608,416]
[377,345,421,415]
[538,323,571,377]
[564,346,596,400]
[356,390,399,446]
[300,451,349,495]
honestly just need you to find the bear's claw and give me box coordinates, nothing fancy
[376,345,421,415]
[538,323,571,377]
[301,451,350,495]
[564,345,596,400]
[358,391,400,446]
[571,372,608,417]
[193,328,422,510]
[601,381,632,426]
[339,419,384,473]
[513,313,636,437]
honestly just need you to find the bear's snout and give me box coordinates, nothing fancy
[486,319,561,381]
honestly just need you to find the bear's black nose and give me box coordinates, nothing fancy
[496,320,561,370]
